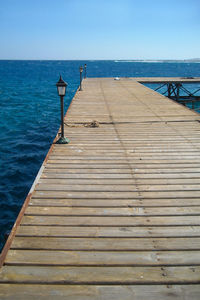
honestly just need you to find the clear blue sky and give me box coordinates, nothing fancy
[0,0,199,60]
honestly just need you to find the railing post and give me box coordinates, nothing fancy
[175,83,181,101]
[167,83,172,98]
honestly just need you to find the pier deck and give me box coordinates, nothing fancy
[1,78,200,299]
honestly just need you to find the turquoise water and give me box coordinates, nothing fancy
[0,60,200,252]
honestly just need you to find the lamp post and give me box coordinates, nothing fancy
[56,76,70,144]
[79,66,83,91]
[84,64,87,79]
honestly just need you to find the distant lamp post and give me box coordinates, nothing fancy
[84,64,87,79]
[56,76,70,144]
[79,66,83,91]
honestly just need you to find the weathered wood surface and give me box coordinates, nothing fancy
[1,77,200,299]
[0,285,200,300]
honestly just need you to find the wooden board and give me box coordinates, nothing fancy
[11,236,200,250]
[0,265,200,284]
[5,249,200,266]
[0,284,200,300]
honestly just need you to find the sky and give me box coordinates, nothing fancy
[0,0,200,60]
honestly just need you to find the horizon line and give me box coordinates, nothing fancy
[0,58,200,61]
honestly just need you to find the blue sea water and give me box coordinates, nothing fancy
[0,60,200,252]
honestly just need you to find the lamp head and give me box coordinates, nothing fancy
[56,75,67,96]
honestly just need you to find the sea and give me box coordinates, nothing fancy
[0,60,200,252]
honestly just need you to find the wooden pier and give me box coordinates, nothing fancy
[1,77,200,299]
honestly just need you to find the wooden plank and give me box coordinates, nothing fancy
[45,164,131,169]
[5,250,200,266]
[43,169,133,174]
[34,184,200,192]
[16,225,200,238]
[58,140,200,144]
[45,157,200,162]
[0,265,200,284]
[40,172,200,179]
[41,173,134,179]
[51,149,200,155]
[29,198,200,207]
[25,206,200,216]
[21,215,200,226]
[0,284,199,300]
[33,190,200,198]
[11,236,200,251]
[43,168,200,174]
[55,136,200,141]
[38,178,200,185]
[47,157,200,163]
[45,155,200,160]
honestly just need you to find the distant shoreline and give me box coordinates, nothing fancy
[114,59,200,63]
[0,59,200,63]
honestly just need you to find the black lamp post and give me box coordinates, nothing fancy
[56,76,70,144]
[79,66,83,91]
[84,64,87,79]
